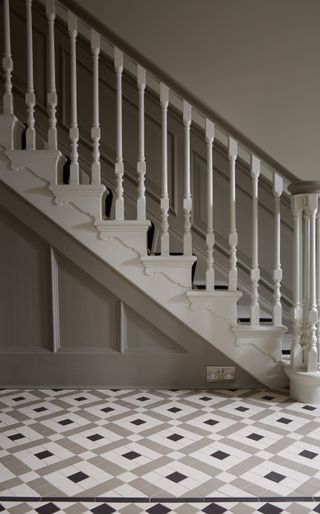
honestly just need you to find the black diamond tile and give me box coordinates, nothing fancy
[123,451,141,460]
[67,471,89,483]
[137,396,149,401]
[8,433,25,441]
[264,471,286,483]
[200,396,212,401]
[211,450,229,460]
[51,388,62,391]
[236,406,249,412]
[202,504,227,514]
[110,389,120,392]
[300,449,318,459]
[167,407,181,413]
[87,434,104,442]
[13,396,25,402]
[247,433,264,441]
[36,503,60,514]
[166,471,187,483]
[92,505,116,514]
[303,405,316,411]
[147,505,171,514]
[262,396,275,401]
[258,503,283,514]
[314,505,320,513]
[58,419,73,426]
[101,407,114,413]
[34,407,48,413]
[167,433,184,442]
[0,506,4,513]
[75,396,87,401]
[277,417,292,424]
[204,419,219,426]
[131,419,146,425]
[35,450,54,460]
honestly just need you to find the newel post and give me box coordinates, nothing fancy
[286,181,320,404]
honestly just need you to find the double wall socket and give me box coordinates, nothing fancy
[207,366,235,382]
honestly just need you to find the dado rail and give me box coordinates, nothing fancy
[1,0,320,401]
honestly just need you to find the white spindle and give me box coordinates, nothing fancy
[304,195,318,371]
[273,173,283,325]
[160,83,169,255]
[205,119,215,291]
[25,0,36,149]
[68,12,79,185]
[301,199,311,363]
[291,195,303,369]
[90,30,101,185]
[317,202,320,356]
[46,0,57,150]
[2,0,13,115]
[250,155,260,325]
[137,65,146,220]
[228,137,238,291]
[183,101,192,256]
[114,47,124,220]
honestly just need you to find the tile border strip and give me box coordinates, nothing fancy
[0,496,318,503]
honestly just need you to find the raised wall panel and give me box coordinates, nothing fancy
[57,254,119,350]
[0,206,52,350]
[124,305,186,354]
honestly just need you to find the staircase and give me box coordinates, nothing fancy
[1,0,320,401]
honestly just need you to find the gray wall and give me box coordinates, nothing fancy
[70,0,320,181]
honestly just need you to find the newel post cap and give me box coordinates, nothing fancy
[288,180,320,195]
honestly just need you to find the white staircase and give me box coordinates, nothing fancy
[1,0,319,399]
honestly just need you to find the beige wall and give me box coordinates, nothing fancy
[71,0,320,181]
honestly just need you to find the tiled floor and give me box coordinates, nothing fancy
[1,388,320,514]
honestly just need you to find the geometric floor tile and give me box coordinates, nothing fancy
[1,387,320,514]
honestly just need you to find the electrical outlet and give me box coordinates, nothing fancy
[207,366,235,382]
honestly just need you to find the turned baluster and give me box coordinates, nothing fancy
[183,101,192,256]
[114,47,124,220]
[2,0,13,116]
[290,195,304,369]
[317,200,320,357]
[137,65,146,221]
[205,119,215,291]
[90,30,101,185]
[250,156,261,325]
[273,173,283,325]
[302,195,318,371]
[68,12,79,185]
[228,137,238,291]
[160,83,169,255]
[46,0,57,150]
[25,0,36,149]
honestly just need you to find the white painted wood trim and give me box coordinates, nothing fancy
[119,301,127,353]
[50,247,61,353]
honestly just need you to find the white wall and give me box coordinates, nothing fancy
[71,0,320,181]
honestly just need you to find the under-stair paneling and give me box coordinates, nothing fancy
[0,181,262,388]
[57,253,120,351]
[123,304,185,354]
[0,205,52,350]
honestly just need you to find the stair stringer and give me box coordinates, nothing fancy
[0,147,288,389]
